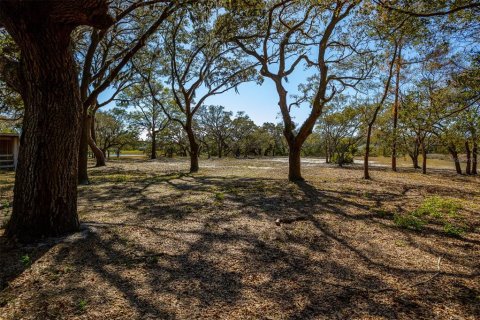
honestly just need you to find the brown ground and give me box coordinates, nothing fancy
[1,157,479,320]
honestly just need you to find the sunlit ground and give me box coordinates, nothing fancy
[1,158,479,319]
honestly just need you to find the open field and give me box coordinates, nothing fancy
[360,156,471,171]
[1,158,479,319]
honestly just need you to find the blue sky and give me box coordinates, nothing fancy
[100,74,313,126]
[100,62,316,126]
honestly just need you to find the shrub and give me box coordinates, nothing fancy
[443,223,465,237]
[394,213,425,231]
[214,192,225,201]
[331,152,354,166]
[78,299,88,312]
[413,196,461,218]
[396,197,467,236]
[20,254,31,267]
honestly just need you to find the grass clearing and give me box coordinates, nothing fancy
[394,196,468,235]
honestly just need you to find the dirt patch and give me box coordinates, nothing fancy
[1,158,479,319]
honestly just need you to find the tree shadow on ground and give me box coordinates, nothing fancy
[62,171,480,318]
[0,235,51,303]
[3,165,479,319]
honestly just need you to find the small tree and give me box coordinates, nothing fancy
[95,109,138,159]
[196,105,234,158]
[120,73,170,160]
[318,105,362,166]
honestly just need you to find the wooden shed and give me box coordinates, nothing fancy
[0,133,20,170]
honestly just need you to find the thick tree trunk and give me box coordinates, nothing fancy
[465,141,471,175]
[5,26,82,242]
[186,125,199,173]
[288,143,303,181]
[364,125,373,179]
[421,141,427,174]
[218,141,223,158]
[151,130,157,159]
[473,141,478,175]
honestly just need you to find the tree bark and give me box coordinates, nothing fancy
[465,141,472,175]
[364,125,373,179]
[91,112,97,143]
[0,0,113,241]
[421,141,427,174]
[410,153,419,169]
[288,143,303,181]
[78,113,91,184]
[151,130,157,159]
[2,0,114,242]
[88,109,105,167]
[409,140,421,169]
[448,146,462,174]
[78,108,104,184]
[472,141,478,175]
[186,124,199,173]
[391,45,402,172]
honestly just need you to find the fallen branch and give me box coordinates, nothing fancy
[275,216,309,226]
[409,256,442,287]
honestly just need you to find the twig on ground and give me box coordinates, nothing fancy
[275,216,309,226]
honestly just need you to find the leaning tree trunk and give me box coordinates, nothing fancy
[5,26,83,242]
[89,135,106,166]
[78,109,105,184]
[448,146,462,175]
[186,124,199,173]
[409,153,419,169]
[89,109,105,167]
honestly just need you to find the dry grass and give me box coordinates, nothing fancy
[1,158,479,319]
[364,155,468,170]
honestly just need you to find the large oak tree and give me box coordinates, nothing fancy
[0,0,113,242]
